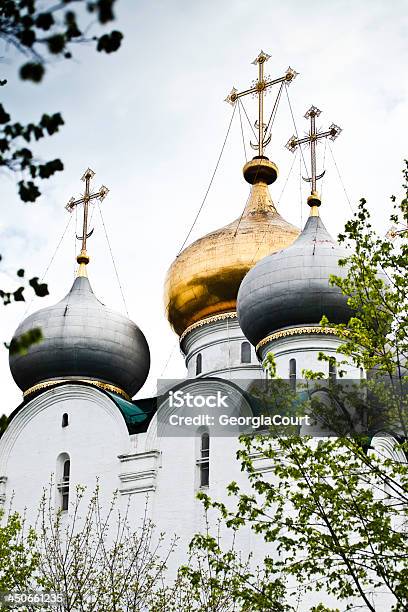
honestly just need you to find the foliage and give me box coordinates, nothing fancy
[152,515,289,612]
[0,509,38,594]
[1,258,48,307]
[213,433,407,611]
[322,160,408,379]
[1,0,122,81]
[0,414,8,438]
[33,484,176,611]
[6,327,43,356]
[0,0,123,201]
[1,1,124,356]
[1,258,46,358]
[189,165,408,611]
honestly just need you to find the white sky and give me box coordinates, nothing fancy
[1,0,407,414]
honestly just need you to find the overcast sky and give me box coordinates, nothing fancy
[1,0,407,413]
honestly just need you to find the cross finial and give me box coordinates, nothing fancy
[286,106,341,211]
[225,51,298,159]
[65,168,109,276]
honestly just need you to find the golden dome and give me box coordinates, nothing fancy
[164,159,300,336]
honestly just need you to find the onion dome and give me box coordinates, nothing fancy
[164,157,300,336]
[237,198,354,348]
[9,274,150,399]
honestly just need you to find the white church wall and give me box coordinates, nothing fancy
[258,329,362,379]
[0,384,132,526]
[138,377,268,573]
[0,375,396,610]
[182,316,263,379]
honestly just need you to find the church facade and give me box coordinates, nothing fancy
[0,53,391,610]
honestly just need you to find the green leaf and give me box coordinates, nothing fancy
[0,104,11,124]
[97,30,123,53]
[7,328,43,355]
[19,62,45,83]
[13,287,25,302]
[46,34,66,54]
[35,12,55,30]
[18,180,41,202]
[40,113,64,135]
[29,277,49,297]
[38,158,63,179]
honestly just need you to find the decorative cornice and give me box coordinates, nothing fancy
[256,326,338,352]
[180,311,237,343]
[118,450,161,463]
[23,379,130,401]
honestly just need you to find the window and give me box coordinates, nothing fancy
[62,413,69,428]
[196,353,202,376]
[329,360,337,382]
[58,457,70,511]
[289,358,296,391]
[198,432,209,487]
[241,341,251,364]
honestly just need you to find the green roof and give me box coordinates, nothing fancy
[107,392,157,433]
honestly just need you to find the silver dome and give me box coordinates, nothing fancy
[237,213,354,347]
[9,276,150,397]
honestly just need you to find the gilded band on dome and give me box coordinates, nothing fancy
[180,311,238,344]
[255,326,339,354]
[23,379,131,401]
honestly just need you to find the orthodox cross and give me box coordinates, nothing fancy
[65,168,109,269]
[286,106,342,197]
[225,50,298,158]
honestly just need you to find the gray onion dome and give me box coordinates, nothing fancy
[9,276,150,398]
[237,212,353,347]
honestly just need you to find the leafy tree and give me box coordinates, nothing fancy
[152,515,289,612]
[326,161,408,381]
[0,510,38,594]
[0,0,123,202]
[191,164,408,611]
[34,484,176,611]
[210,432,408,612]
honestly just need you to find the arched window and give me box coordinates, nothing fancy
[57,455,70,512]
[196,353,202,376]
[62,413,69,428]
[199,432,209,487]
[241,341,251,364]
[289,358,297,390]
